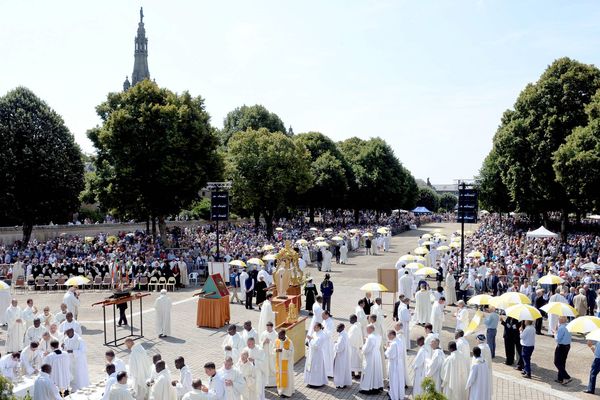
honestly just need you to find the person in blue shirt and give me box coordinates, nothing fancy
[584,339,600,394]
[320,274,334,314]
[483,305,499,358]
[553,316,572,385]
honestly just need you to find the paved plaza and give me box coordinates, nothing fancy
[5,223,590,399]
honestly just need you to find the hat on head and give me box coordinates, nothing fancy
[160,289,167,294]
[476,334,485,341]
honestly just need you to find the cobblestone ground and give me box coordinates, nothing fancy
[6,223,586,399]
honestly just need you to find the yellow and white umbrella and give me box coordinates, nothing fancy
[467,251,482,258]
[505,304,542,321]
[499,292,531,305]
[422,234,432,239]
[360,283,388,292]
[0,281,10,290]
[349,229,359,234]
[247,258,265,266]
[262,254,277,261]
[567,316,600,333]
[537,274,564,285]
[437,245,450,252]
[414,267,438,277]
[331,236,344,241]
[362,232,374,237]
[422,241,434,246]
[314,236,326,241]
[489,297,510,309]
[229,260,246,267]
[65,276,90,287]
[275,227,284,232]
[399,254,417,262]
[586,328,600,342]
[262,244,275,251]
[84,236,94,243]
[450,242,461,248]
[541,302,578,317]
[316,241,330,247]
[415,255,427,263]
[309,227,318,231]
[414,246,429,255]
[324,228,333,233]
[406,262,425,270]
[465,310,484,335]
[377,227,389,234]
[295,239,308,246]
[451,236,462,242]
[467,294,493,306]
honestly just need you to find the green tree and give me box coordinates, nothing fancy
[338,137,417,222]
[0,87,84,246]
[439,193,458,212]
[294,132,353,222]
[415,377,447,400]
[220,104,286,146]
[477,148,513,213]
[554,90,600,212]
[88,80,222,237]
[492,57,600,235]
[416,187,440,211]
[227,128,312,237]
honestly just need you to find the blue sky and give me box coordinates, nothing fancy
[1,1,599,183]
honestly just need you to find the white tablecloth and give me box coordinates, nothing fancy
[13,377,35,398]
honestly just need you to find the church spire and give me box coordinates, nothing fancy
[130,7,150,86]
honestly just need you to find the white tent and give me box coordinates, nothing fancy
[526,226,559,239]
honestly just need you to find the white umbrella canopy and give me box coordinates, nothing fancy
[582,262,600,271]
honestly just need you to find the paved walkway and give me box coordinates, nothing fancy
[6,222,588,399]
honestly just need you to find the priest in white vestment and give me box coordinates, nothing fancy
[125,338,152,400]
[415,285,432,324]
[42,340,71,393]
[445,272,457,305]
[454,301,469,332]
[223,325,245,361]
[105,350,127,373]
[307,296,324,337]
[340,243,348,264]
[0,288,10,326]
[181,379,209,400]
[399,271,413,300]
[442,341,468,400]
[154,289,172,338]
[347,315,364,377]
[259,322,278,387]
[21,342,42,376]
[22,299,38,330]
[0,352,20,380]
[150,361,177,400]
[173,357,193,399]
[466,347,491,400]
[426,338,445,391]
[241,321,258,345]
[33,364,62,400]
[412,336,428,397]
[102,364,118,400]
[359,324,384,394]
[257,294,276,342]
[385,330,405,400]
[63,288,80,320]
[455,330,472,377]
[355,300,368,338]
[59,312,82,336]
[109,372,135,400]
[237,351,257,399]
[54,303,68,326]
[304,322,328,387]
[273,329,294,397]
[218,356,245,400]
[476,334,493,395]
[204,362,226,399]
[333,323,352,388]
[399,298,411,349]
[322,248,332,272]
[25,318,46,344]
[321,311,335,377]
[5,299,25,353]
[431,297,445,334]
[371,298,387,339]
[244,337,267,399]
[62,328,90,391]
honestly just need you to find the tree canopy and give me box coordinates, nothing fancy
[0,87,84,245]
[88,80,222,236]
[416,187,439,212]
[220,104,286,146]
[439,193,458,212]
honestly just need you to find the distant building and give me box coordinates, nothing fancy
[432,184,458,196]
[123,7,150,90]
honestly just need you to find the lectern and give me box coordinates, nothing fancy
[92,291,151,347]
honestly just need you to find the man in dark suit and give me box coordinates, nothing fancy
[362,292,374,315]
[393,294,405,321]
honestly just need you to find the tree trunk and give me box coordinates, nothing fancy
[561,208,568,242]
[21,222,33,249]
[151,217,157,237]
[146,217,150,235]
[253,209,261,233]
[158,215,167,240]
[264,210,274,239]
[354,208,360,224]
[309,205,315,225]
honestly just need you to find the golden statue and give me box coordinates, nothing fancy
[274,240,304,298]
[286,303,299,323]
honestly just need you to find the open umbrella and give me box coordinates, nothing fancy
[450,242,461,248]
[437,245,450,252]
[247,258,265,266]
[324,228,333,233]
[422,241,434,246]
[349,229,359,234]
[467,294,493,306]
[331,236,344,241]
[567,316,600,333]
[362,232,373,237]
[414,246,429,255]
[505,304,542,321]
[316,241,330,247]
[537,274,564,285]
[360,283,388,292]
[229,260,247,267]
[0,281,9,290]
[377,227,389,234]
[275,227,284,232]
[499,292,532,305]
[582,262,600,271]
[541,302,578,317]
[295,239,308,246]
[262,244,275,251]
[422,234,432,239]
[586,328,600,342]
[414,267,438,277]
[309,227,318,231]
[314,236,326,241]
[399,254,417,262]
[415,255,427,263]
[406,262,425,270]
[65,276,90,287]
[467,251,482,258]
[262,254,277,261]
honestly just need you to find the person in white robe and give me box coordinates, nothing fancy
[393,322,410,387]
[355,300,368,338]
[426,338,445,391]
[399,298,411,350]
[333,323,352,388]
[399,271,413,300]
[257,267,272,287]
[307,296,324,338]
[223,324,246,361]
[321,311,335,377]
[105,350,127,373]
[454,300,469,332]
[178,259,189,287]
[21,342,42,376]
[455,330,472,377]
[466,347,491,400]
[258,294,275,345]
[40,331,56,356]
[548,290,568,335]
[441,341,468,400]
[102,364,118,400]
[359,324,384,394]
[347,315,364,377]
[0,352,20,381]
[33,364,62,400]
[109,372,135,400]
[423,324,436,360]
[385,330,406,400]
[181,379,209,400]
[322,248,333,272]
[415,285,432,325]
[42,340,71,393]
[150,361,177,400]
[0,289,11,326]
[54,304,68,326]
[259,322,278,388]
[5,299,25,353]
[238,270,249,303]
[62,328,90,392]
[273,329,294,397]
[25,318,46,344]
[125,338,152,400]
[431,297,445,334]
[340,243,348,264]
[219,356,245,400]
[368,314,387,379]
[173,357,193,399]
[59,312,82,336]
[244,337,267,399]
[371,298,387,338]
[154,289,172,338]
[241,321,258,345]
[237,351,257,399]
[62,288,80,320]
[22,298,38,330]
[476,334,493,395]
[445,272,457,305]
[304,322,328,387]
[204,362,226,399]
[412,336,428,397]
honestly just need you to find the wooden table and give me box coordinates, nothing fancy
[277,317,307,363]
[196,295,231,328]
[272,295,301,327]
